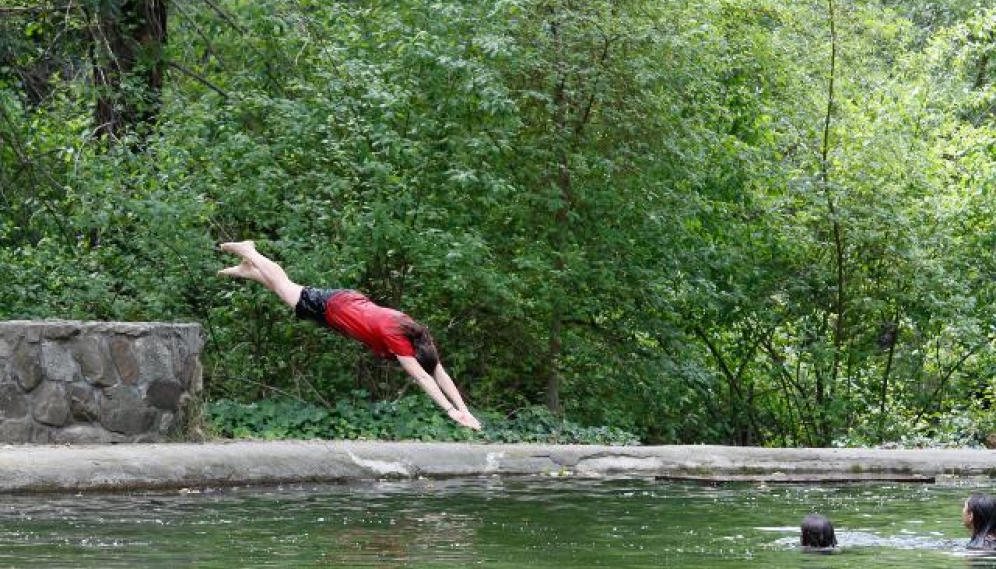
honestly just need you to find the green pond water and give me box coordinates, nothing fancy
[1,477,994,568]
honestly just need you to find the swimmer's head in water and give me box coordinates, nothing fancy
[801,513,837,548]
[965,493,996,549]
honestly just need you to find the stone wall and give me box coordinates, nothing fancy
[0,321,202,444]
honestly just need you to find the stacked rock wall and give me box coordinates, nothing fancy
[0,321,202,444]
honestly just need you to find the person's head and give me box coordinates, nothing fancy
[401,320,439,374]
[964,493,996,546]
[800,514,837,549]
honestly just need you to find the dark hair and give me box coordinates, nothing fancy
[401,320,439,374]
[801,514,837,548]
[967,493,996,549]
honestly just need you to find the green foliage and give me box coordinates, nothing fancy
[837,400,996,450]
[3,0,996,447]
[206,396,640,445]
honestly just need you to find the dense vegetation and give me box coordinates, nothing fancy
[208,395,639,445]
[2,0,995,447]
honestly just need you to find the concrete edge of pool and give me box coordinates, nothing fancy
[1,441,995,493]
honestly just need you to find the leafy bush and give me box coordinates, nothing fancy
[206,395,640,445]
[834,402,996,450]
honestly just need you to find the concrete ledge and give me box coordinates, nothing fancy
[2,442,996,493]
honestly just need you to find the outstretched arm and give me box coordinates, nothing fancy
[433,365,471,412]
[397,356,481,430]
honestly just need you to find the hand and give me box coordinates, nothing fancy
[463,411,482,431]
[447,408,482,431]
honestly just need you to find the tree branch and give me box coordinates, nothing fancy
[199,0,248,35]
[0,5,72,16]
[167,61,229,98]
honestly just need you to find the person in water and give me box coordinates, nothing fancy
[217,240,482,431]
[800,513,837,550]
[964,493,996,550]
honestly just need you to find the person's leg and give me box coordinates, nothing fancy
[219,241,303,307]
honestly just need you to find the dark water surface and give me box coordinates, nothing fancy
[0,477,993,568]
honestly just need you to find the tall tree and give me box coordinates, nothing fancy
[498,0,680,414]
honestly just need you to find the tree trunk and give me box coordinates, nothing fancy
[91,0,168,140]
[546,151,571,415]
[818,0,842,445]
[542,12,571,415]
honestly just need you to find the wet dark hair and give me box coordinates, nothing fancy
[801,514,837,548]
[967,493,996,549]
[400,320,439,374]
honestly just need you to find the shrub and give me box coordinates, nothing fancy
[206,395,640,445]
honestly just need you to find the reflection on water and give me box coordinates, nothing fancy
[0,477,990,568]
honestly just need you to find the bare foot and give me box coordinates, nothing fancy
[219,240,257,257]
[217,260,261,280]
